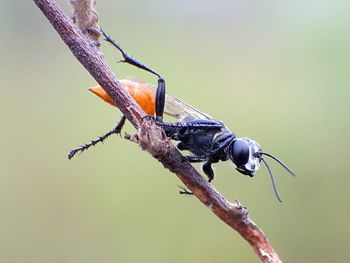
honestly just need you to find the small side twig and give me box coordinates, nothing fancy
[33,0,282,262]
[69,0,101,40]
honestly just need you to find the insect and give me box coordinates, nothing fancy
[69,29,296,202]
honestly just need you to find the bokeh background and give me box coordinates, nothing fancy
[1,0,349,262]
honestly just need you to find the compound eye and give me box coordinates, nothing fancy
[231,139,250,166]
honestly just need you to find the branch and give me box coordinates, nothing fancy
[33,0,282,262]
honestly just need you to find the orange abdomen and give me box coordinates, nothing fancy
[89,79,156,115]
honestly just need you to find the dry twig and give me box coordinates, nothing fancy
[69,0,101,40]
[33,0,282,262]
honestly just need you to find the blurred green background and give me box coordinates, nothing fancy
[1,0,349,262]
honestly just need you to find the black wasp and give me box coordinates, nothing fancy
[69,29,296,202]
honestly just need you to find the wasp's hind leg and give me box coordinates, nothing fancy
[101,29,165,121]
[68,116,127,159]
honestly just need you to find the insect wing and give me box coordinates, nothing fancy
[140,81,213,121]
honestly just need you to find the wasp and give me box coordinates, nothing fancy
[69,29,296,202]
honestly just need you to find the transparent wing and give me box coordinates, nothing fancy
[133,79,213,121]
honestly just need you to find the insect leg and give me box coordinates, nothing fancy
[179,159,215,196]
[181,155,207,163]
[202,161,215,182]
[101,29,165,121]
[178,186,193,195]
[156,119,224,130]
[68,116,127,159]
[182,154,217,182]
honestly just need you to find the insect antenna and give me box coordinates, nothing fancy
[261,158,283,203]
[261,152,297,177]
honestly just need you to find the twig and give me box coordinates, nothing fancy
[69,0,101,40]
[33,0,282,262]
